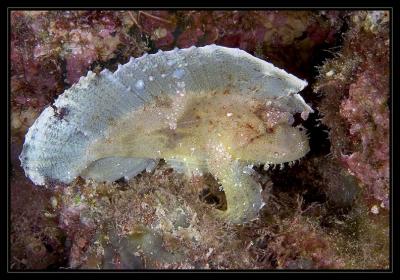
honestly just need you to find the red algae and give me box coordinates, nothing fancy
[10,11,148,115]
[314,11,390,208]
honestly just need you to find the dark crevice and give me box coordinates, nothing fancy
[199,173,227,211]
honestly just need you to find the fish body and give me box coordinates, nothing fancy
[20,45,313,223]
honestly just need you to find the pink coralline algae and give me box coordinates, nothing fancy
[314,11,390,208]
[340,70,389,207]
[10,11,148,114]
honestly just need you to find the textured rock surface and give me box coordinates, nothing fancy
[56,163,344,269]
[314,11,390,208]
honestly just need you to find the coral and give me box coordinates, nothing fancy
[314,11,390,208]
[340,70,389,206]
